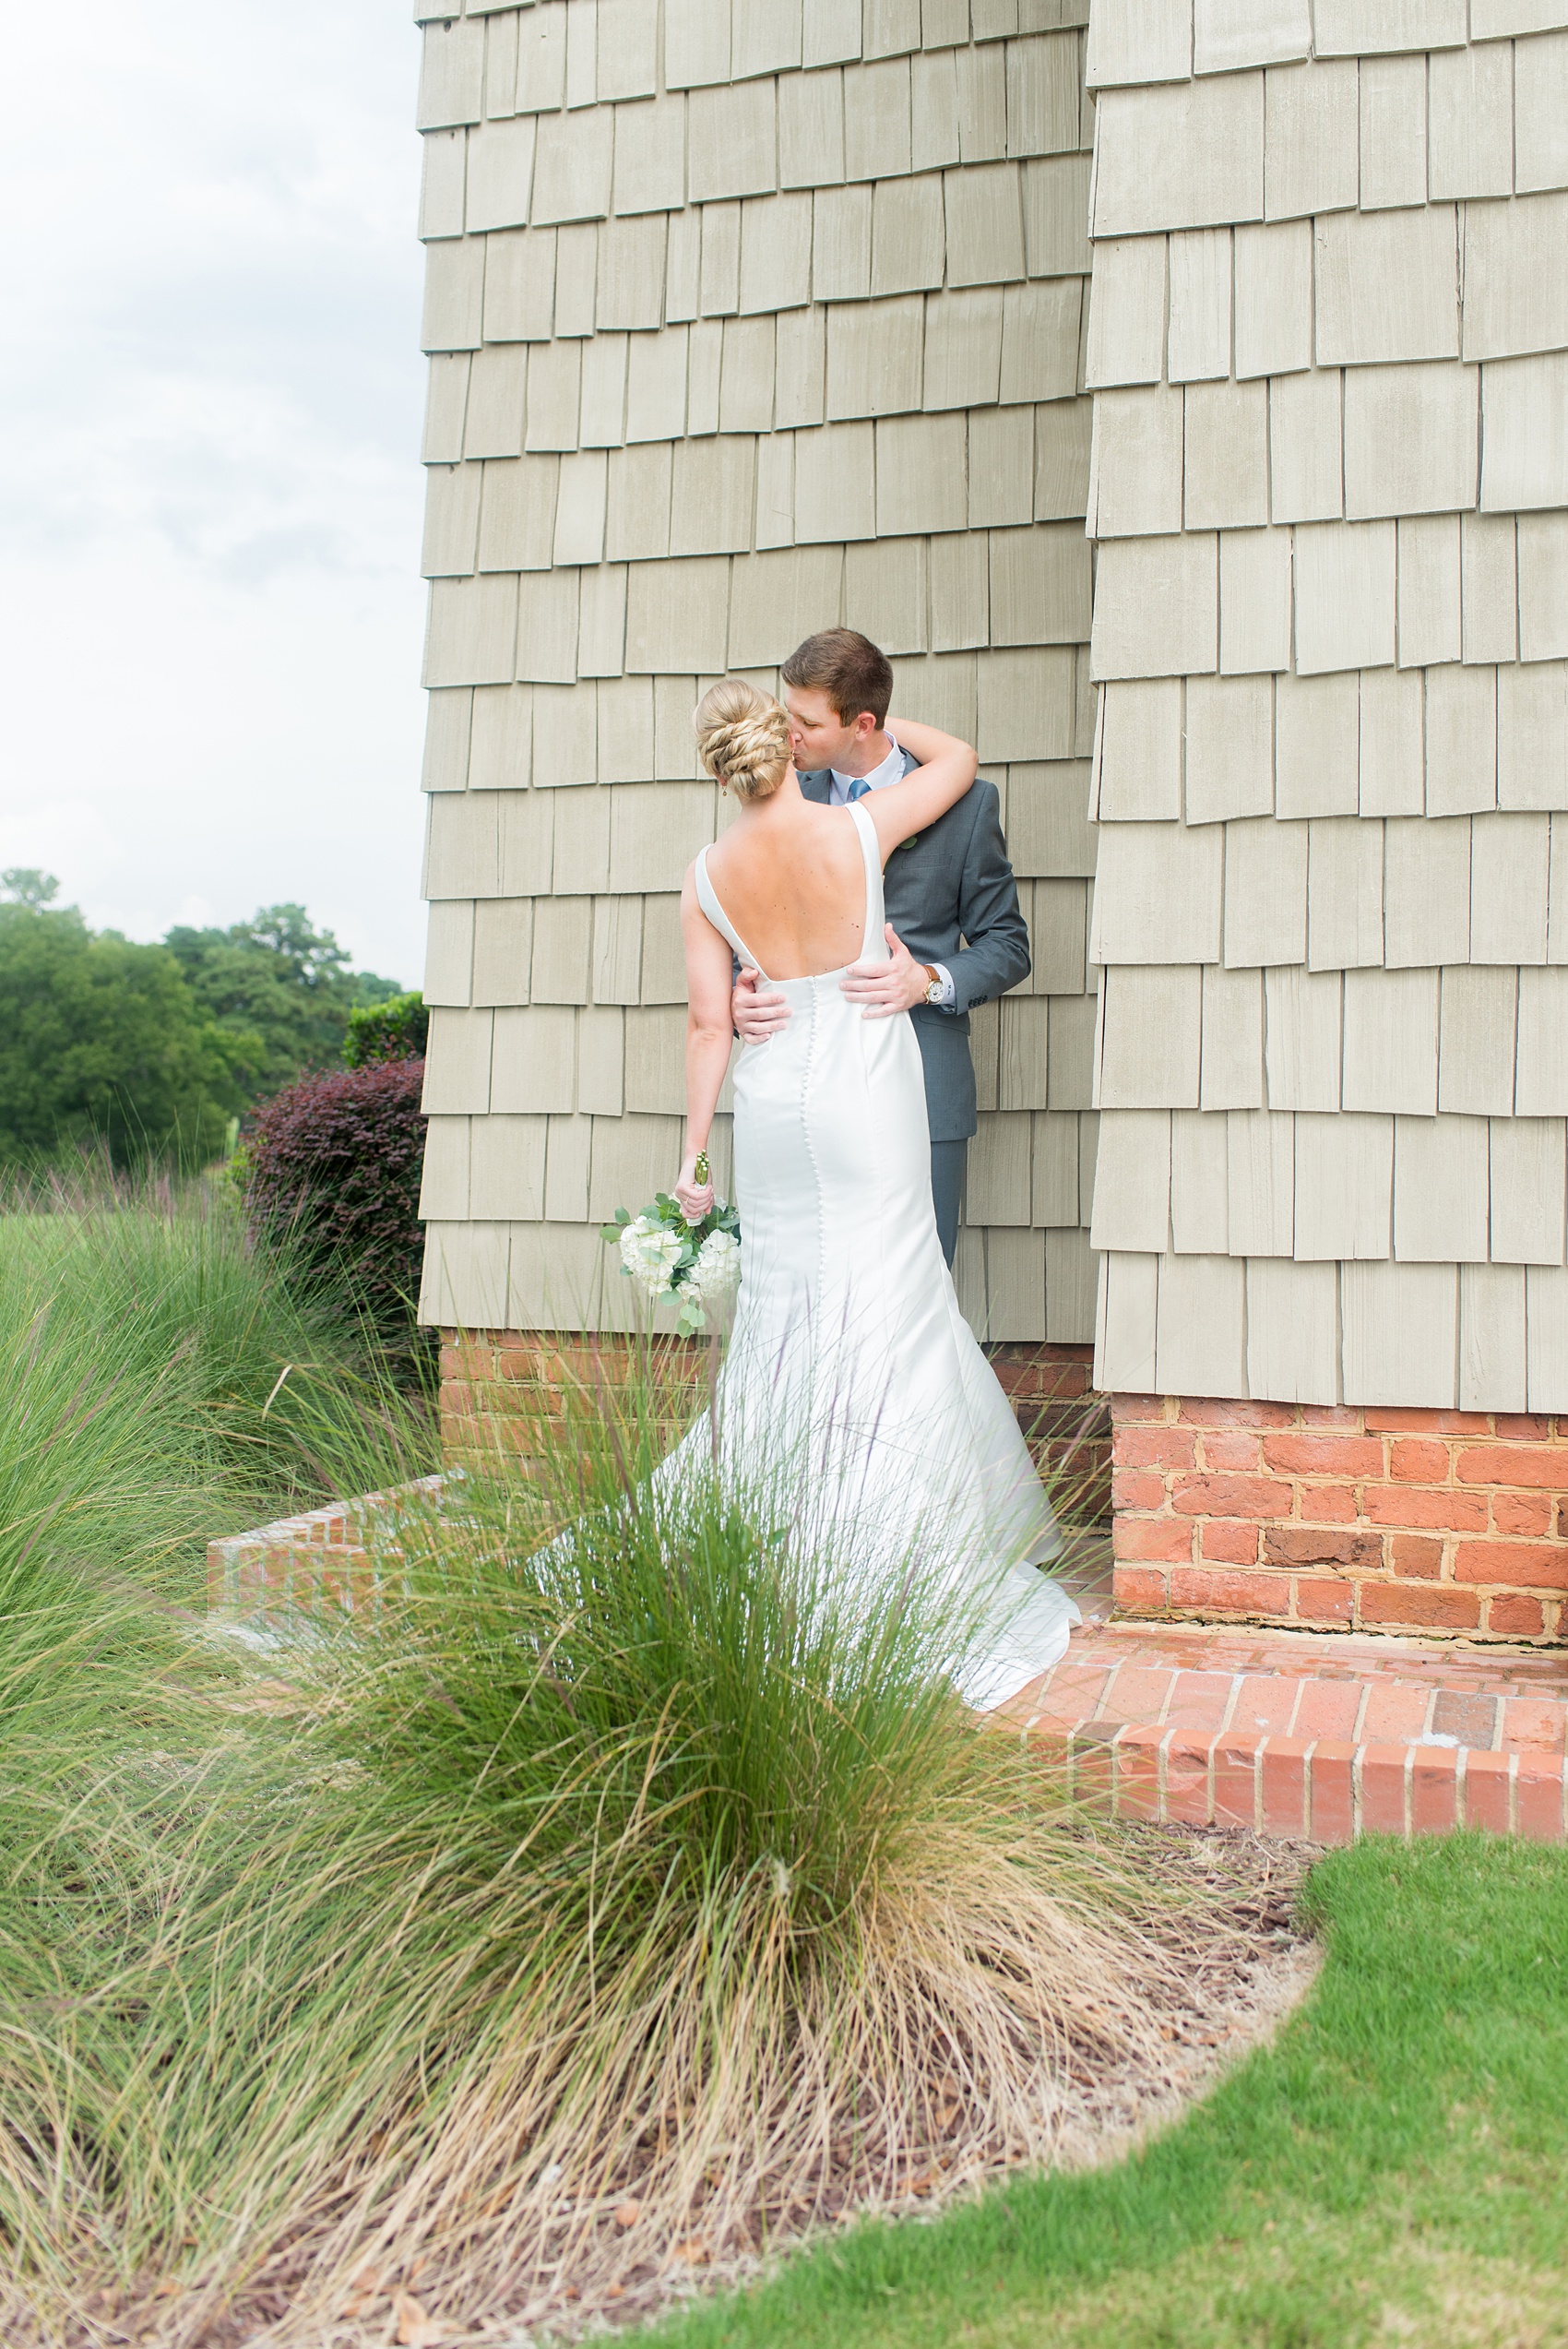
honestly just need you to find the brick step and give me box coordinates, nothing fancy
[1003,1624,1568,1843]
[208,1496,1567,1842]
[206,1476,446,1621]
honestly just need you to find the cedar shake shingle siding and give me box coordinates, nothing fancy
[1087,3,1568,1417]
[414,0,1099,1344]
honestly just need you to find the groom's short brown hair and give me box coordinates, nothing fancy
[781,628,894,725]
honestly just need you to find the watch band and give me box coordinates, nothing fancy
[921,963,942,1005]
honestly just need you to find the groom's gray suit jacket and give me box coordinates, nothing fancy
[798,757,1031,1142]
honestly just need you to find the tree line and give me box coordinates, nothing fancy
[0,869,416,1166]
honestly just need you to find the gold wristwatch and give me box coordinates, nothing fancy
[921,964,943,1006]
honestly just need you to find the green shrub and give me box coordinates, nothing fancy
[343,988,428,1067]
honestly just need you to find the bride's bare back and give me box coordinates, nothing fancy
[701,788,869,979]
[677,704,979,1220]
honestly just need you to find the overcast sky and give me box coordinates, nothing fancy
[0,0,431,984]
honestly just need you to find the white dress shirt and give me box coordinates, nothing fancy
[827,734,956,1008]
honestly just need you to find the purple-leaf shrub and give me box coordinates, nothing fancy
[244,1060,426,1339]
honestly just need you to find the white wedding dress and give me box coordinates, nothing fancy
[671,799,1079,1711]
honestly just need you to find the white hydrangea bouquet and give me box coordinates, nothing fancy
[600,1156,742,1336]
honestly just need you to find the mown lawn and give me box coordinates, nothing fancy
[649,1835,1568,2349]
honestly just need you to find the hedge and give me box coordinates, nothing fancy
[244,1059,426,1343]
[343,990,428,1069]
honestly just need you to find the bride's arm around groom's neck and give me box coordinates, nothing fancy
[857,715,978,864]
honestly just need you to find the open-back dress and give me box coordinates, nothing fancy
[668,798,1078,1711]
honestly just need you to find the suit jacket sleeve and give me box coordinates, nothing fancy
[943,781,1031,1013]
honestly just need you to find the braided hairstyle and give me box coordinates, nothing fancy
[693,678,792,802]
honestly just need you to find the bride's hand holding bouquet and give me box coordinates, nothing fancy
[601,1151,741,1337]
[673,1146,714,1224]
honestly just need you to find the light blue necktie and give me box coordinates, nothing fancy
[846,779,871,802]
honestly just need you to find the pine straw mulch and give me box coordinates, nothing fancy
[46,1826,1319,2349]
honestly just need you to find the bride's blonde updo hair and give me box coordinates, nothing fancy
[693,678,791,802]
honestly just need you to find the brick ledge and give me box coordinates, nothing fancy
[206,1476,446,1621]
[998,1621,1568,1844]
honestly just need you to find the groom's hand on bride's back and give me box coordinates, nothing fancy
[841,925,930,1019]
[732,964,792,1041]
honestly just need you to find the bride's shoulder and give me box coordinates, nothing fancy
[699,829,748,891]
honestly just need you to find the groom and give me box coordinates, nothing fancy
[731,628,1031,1266]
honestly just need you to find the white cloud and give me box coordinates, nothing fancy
[0,0,432,983]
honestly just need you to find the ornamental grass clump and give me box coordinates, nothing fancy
[0,1163,434,1540]
[0,1339,1229,2347]
[0,1168,436,2344]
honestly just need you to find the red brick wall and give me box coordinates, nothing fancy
[440,1330,712,1462]
[1111,1395,1568,1644]
[442,1333,1111,1519]
[986,1343,1111,1520]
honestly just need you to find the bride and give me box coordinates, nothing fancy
[664,679,1079,1711]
